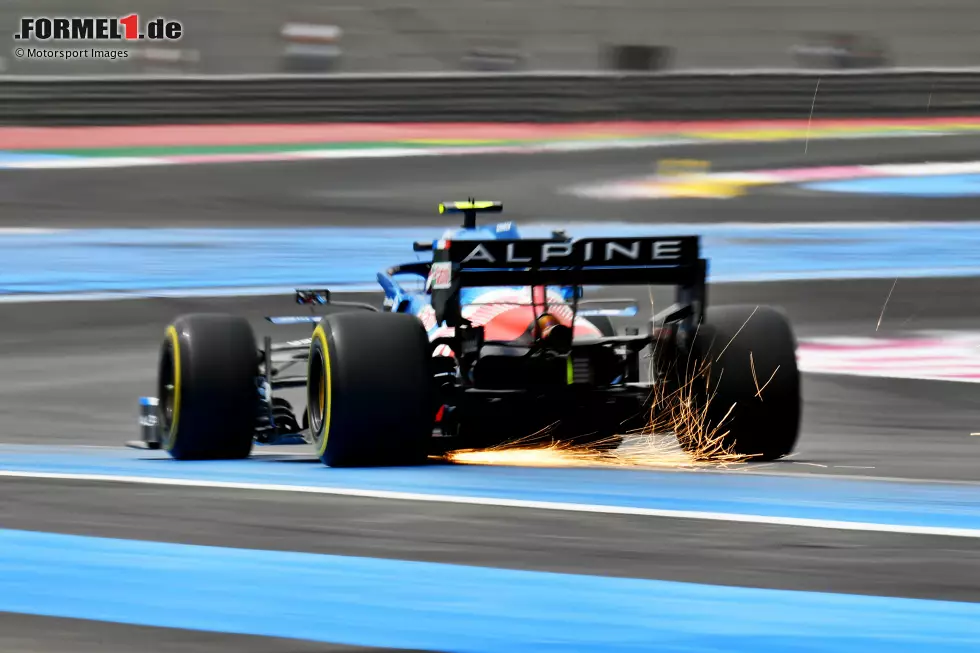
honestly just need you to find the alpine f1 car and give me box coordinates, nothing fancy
[133,201,801,466]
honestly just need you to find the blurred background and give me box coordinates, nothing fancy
[2,1,980,652]
[4,0,980,76]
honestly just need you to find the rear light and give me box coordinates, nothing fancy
[536,313,560,334]
[536,314,572,350]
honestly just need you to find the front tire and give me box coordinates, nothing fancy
[158,313,258,460]
[307,311,433,467]
[673,305,801,461]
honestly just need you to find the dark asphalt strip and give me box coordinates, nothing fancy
[2,477,979,603]
[0,613,430,653]
[3,279,980,482]
[1,134,979,228]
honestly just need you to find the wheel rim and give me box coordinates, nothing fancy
[159,337,177,446]
[318,359,325,418]
[308,349,326,434]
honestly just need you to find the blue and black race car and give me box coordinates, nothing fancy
[135,201,801,467]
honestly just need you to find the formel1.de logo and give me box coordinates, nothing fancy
[14,15,182,41]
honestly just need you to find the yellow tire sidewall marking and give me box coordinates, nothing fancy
[164,325,181,451]
[311,325,332,457]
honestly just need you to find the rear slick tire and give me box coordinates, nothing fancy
[675,305,801,461]
[307,311,433,467]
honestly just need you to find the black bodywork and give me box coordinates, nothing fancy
[413,233,709,451]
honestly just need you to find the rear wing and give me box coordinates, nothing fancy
[431,236,703,286]
[429,235,707,328]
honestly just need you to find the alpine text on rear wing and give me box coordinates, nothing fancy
[429,236,705,288]
[445,236,699,268]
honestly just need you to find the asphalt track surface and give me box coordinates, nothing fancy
[4,133,980,228]
[3,133,980,651]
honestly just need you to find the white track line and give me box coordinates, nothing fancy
[1,470,977,538]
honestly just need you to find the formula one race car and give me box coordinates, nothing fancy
[133,201,801,466]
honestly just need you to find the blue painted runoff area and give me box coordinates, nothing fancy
[806,174,980,197]
[5,221,980,296]
[3,445,980,532]
[1,528,978,652]
[0,151,81,166]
